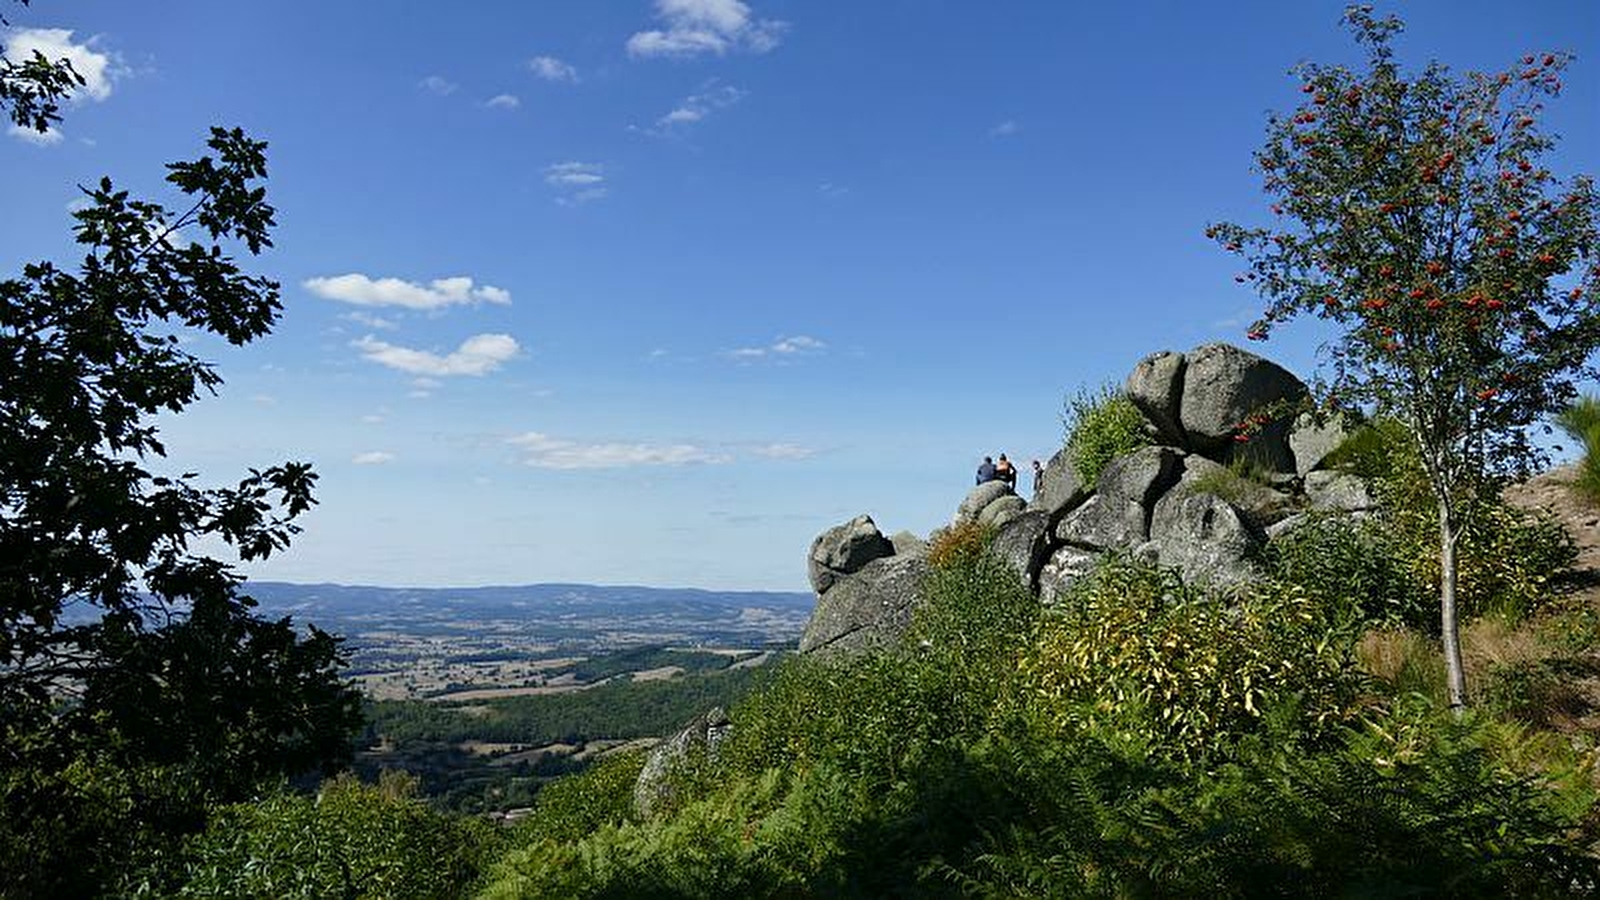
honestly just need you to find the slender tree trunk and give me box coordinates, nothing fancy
[1440,496,1467,713]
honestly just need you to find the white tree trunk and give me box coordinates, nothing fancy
[1440,496,1467,713]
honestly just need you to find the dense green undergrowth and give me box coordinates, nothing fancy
[466,486,1599,898]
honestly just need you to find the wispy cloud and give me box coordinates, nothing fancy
[352,451,396,465]
[306,274,511,310]
[544,161,608,204]
[485,93,520,109]
[354,333,520,377]
[725,334,827,360]
[654,82,746,131]
[989,119,1019,138]
[507,432,730,470]
[627,0,786,59]
[340,310,400,331]
[751,442,817,460]
[527,55,578,82]
[419,74,458,96]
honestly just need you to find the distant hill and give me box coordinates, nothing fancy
[244,580,813,619]
[239,581,816,651]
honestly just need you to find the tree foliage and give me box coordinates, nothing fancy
[1208,5,1600,707]
[0,117,361,894]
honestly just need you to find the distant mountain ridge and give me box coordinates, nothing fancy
[239,580,816,650]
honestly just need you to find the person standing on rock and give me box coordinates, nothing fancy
[1032,459,1044,495]
[995,454,1017,490]
[976,456,996,485]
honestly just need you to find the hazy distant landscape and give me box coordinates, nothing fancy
[243,581,812,700]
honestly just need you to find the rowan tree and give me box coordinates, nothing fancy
[1209,6,1600,710]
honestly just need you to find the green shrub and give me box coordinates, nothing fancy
[1021,558,1364,761]
[1557,394,1600,505]
[511,750,646,844]
[175,772,500,899]
[947,698,1599,899]
[1326,418,1576,624]
[1267,513,1434,629]
[1062,384,1151,486]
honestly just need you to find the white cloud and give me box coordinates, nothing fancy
[627,0,786,58]
[655,82,746,130]
[419,74,458,95]
[989,120,1019,138]
[544,162,608,204]
[751,442,816,460]
[305,273,512,310]
[527,55,578,82]
[360,413,386,424]
[544,161,604,186]
[724,334,827,361]
[352,451,396,465]
[507,432,730,469]
[4,28,116,102]
[772,335,824,354]
[8,123,63,145]
[486,93,520,109]
[354,333,520,377]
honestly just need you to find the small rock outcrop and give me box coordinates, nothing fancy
[634,706,732,819]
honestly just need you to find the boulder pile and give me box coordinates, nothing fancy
[799,341,1373,655]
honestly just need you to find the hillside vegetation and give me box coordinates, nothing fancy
[142,415,1600,898]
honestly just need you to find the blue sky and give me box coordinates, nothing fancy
[3,1,1596,590]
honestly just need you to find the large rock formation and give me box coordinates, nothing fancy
[795,343,1334,643]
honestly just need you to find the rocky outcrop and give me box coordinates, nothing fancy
[1305,470,1375,512]
[1038,545,1100,606]
[795,342,1369,650]
[1147,490,1262,587]
[1289,411,1351,477]
[1056,446,1182,549]
[978,494,1028,529]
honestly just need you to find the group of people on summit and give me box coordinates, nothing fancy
[976,454,1044,494]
